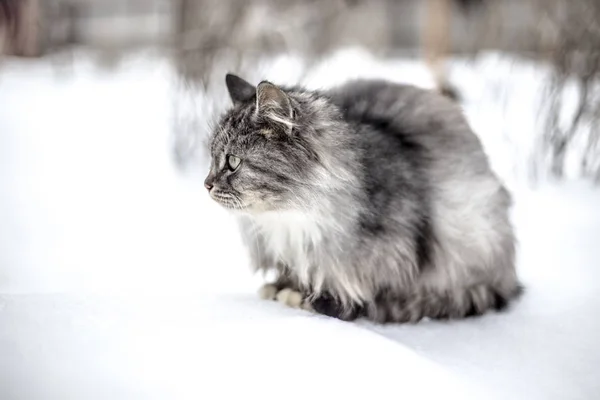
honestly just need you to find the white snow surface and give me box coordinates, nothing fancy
[1,48,599,400]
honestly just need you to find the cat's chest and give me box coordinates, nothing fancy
[251,211,322,264]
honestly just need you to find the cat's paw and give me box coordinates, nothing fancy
[309,293,363,321]
[258,284,314,312]
[300,300,315,312]
[275,288,304,308]
[258,284,279,300]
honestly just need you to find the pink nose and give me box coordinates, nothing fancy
[204,175,214,191]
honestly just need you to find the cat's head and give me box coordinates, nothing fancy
[204,74,325,213]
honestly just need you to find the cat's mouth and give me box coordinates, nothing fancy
[210,191,247,210]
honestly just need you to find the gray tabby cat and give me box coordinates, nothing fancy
[204,73,522,322]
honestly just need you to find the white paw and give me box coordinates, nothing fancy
[275,288,304,308]
[258,284,278,300]
[300,300,315,313]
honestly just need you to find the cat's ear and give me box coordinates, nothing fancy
[255,81,294,133]
[225,73,256,105]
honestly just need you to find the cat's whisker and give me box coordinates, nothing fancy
[232,196,244,210]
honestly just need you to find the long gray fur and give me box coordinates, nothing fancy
[205,74,522,323]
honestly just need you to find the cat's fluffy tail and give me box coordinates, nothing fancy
[367,283,523,323]
[438,80,461,102]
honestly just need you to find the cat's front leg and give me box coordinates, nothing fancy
[258,266,313,311]
[308,292,364,321]
[259,282,314,311]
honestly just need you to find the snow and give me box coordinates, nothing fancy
[1,48,599,399]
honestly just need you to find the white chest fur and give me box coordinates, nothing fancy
[251,210,323,279]
[245,210,367,302]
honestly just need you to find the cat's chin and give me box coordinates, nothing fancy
[232,204,284,215]
[209,191,247,211]
[218,201,249,212]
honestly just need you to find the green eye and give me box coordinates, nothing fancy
[227,155,241,171]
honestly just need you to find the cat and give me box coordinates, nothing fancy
[204,73,522,323]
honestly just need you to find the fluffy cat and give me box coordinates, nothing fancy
[204,73,522,323]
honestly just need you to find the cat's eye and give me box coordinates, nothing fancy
[226,155,241,171]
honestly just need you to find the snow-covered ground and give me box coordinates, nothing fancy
[1,48,599,400]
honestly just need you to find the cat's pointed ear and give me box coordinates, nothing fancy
[225,73,256,105]
[255,81,294,133]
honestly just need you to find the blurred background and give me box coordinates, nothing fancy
[2,2,600,399]
[2,0,599,179]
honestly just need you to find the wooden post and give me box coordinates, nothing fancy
[1,0,42,57]
[422,0,452,91]
[1,0,17,55]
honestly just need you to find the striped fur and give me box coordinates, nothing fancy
[205,74,522,323]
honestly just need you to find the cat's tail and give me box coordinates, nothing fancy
[437,80,461,102]
[367,283,523,323]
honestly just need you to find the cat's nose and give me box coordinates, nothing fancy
[204,177,214,191]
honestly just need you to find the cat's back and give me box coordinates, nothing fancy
[326,79,514,286]
[327,79,494,183]
[326,79,458,125]
[327,80,484,159]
